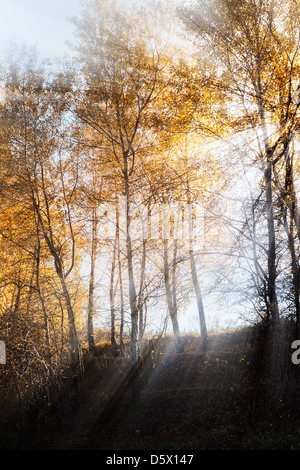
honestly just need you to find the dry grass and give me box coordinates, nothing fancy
[1,322,300,450]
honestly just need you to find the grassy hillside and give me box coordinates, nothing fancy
[1,323,300,450]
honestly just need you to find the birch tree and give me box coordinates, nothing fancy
[71,0,174,362]
[180,0,300,329]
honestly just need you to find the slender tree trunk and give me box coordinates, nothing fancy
[138,239,147,344]
[87,207,97,354]
[163,238,184,353]
[257,90,280,325]
[116,99,139,363]
[29,162,84,379]
[123,187,139,363]
[110,219,118,353]
[183,146,208,348]
[26,265,35,321]
[171,239,178,318]
[59,271,83,378]
[117,212,125,354]
[35,239,52,369]
[261,157,281,395]
[127,233,139,363]
[264,158,280,324]
[189,243,208,349]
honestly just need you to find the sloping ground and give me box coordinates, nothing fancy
[12,325,300,449]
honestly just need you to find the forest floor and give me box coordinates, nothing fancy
[4,324,300,450]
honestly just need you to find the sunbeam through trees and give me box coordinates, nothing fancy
[0,0,300,452]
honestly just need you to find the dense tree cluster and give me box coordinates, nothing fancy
[0,0,300,418]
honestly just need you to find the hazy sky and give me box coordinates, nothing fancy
[0,0,152,61]
[0,0,185,63]
[0,0,84,59]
